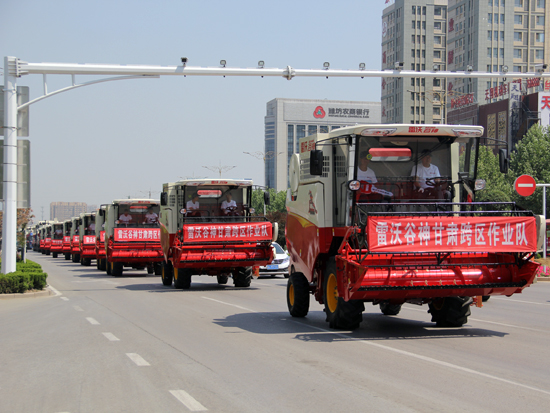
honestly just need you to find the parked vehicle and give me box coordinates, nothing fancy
[95,205,107,271]
[70,216,81,263]
[50,221,64,258]
[259,242,290,277]
[79,212,96,266]
[62,219,72,260]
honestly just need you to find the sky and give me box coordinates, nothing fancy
[1,0,387,221]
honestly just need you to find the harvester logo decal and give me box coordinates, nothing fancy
[313,106,326,119]
[308,191,318,215]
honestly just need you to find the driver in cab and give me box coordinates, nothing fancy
[411,149,448,198]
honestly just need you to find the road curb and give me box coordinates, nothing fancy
[0,286,57,300]
[536,276,550,282]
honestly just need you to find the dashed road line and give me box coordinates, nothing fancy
[73,306,83,312]
[169,390,207,411]
[489,297,550,306]
[86,317,100,325]
[201,296,254,312]
[126,353,150,366]
[102,332,120,341]
[60,297,69,301]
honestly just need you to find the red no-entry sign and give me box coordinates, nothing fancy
[514,174,536,197]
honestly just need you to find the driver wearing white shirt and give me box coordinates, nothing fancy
[411,149,441,192]
[221,193,238,216]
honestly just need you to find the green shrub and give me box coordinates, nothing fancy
[0,269,48,294]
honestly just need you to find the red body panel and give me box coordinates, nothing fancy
[62,236,71,253]
[95,231,106,259]
[50,239,63,253]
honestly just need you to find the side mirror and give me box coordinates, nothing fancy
[499,148,509,173]
[263,191,270,206]
[98,209,104,217]
[310,150,324,176]
[160,192,168,206]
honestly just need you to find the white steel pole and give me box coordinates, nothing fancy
[544,186,547,259]
[2,57,19,274]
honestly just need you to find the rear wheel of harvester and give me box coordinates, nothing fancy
[46,250,51,256]
[323,258,364,330]
[64,253,71,260]
[287,271,310,317]
[173,267,192,289]
[106,260,112,275]
[233,267,252,287]
[112,262,123,277]
[52,252,58,258]
[217,274,229,285]
[482,296,490,302]
[98,258,106,271]
[72,253,80,263]
[147,265,154,274]
[428,297,472,327]
[379,302,402,316]
[84,258,92,266]
[161,261,173,286]
[154,263,162,276]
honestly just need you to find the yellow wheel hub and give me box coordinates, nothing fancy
[326,272,338,313]
[288,283,295,306]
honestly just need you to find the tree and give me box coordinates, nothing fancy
[508,124,550,216]
[251,188,287,246]
[0,208,34,248]
[475,145,512,204]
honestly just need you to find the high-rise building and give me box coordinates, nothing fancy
[381,0,449,124]
[50,202,87,221]
[264,98,381,192]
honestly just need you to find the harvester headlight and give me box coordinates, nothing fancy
[360,128,397,136]
[348,180,361,191]
[475,179,486,191]
[249,207,255,214]
[180,208,187,214]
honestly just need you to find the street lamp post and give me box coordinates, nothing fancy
[202,161,236,178]
[243,150,282,215]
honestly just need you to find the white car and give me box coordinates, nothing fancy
[259,242,290,277]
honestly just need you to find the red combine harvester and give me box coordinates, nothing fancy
[285,124,544,329]
[158,179,277,289]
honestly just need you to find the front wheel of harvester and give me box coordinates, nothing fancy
[84,258,92,266]
[217,274,229,285]
[52,252,58,258]
[106,260,112,275]
[233,267,252,287]
[64,253,71,261]
[323,258,364,330]
[482,296,490,302]
[161,261,173,286]
[287,271,310,317]
[72,253,80,263]
[173,267,191,289]
[98,258,106,271]
[379,302,402,316]
[428,296,473,327]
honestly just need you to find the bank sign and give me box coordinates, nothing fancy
[313,105,370,119]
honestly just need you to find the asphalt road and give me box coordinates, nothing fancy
[1,253,550,413]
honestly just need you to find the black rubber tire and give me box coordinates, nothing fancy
[154,263,162,276]
[161,261,173,286]
[287,271,310,317]
[84,258,92,266]
[173,267,191,289]
[233,267,252,287]
[98,258,106,271]
[147,265,154,274]
[52,252,58,258]
[217,274,229,284]
[323,258,364,330]
[112,262,123,277]
[64,253,71,260]
[46,250,51,256]
[380,302,402,316]
[106,260,112,275]
[284,273,289,278]
[72,253,80,263]
[428,296,473,327]
[482,296,490,302]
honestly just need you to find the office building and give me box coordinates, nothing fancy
[264,98,381,192]
[50,202,87,221]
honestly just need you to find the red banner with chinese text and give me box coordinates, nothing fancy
[100,231,105,242]
[83,235,96,245]
[114,228,160,242]
[72,235,79,244]
[367,216,537,253]
[183,222,272,243]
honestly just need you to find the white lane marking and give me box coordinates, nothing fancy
[170,390,207,411]
[404,306,548,333]
[86,317,100,325]
[49,285,62,296]
[102,332,120,341]
[253,282,273,286]
[126,353,150,366]
[489,297,550,306]
[300,321,550,396]
[73,306,83,312]
[60,297,69,301]
[201,296,254,312]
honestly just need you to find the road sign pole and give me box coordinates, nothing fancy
[2,57,19,274]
